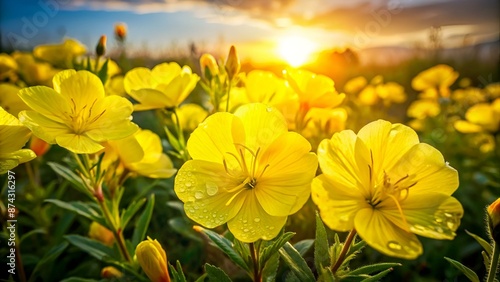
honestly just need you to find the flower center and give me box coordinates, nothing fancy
[223,144,270,189]
[66,98,106,134]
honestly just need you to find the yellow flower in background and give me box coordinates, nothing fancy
[0,83,28,116]
[284,69,345,110]
[407,99,441,119]
[12,52,59,86]
[173,103,208,133]
[358,85,378,106]
[88,222,114,246]
[199,53,219,79]
[175,103,318,242]
[136,237,171,282]
[454,99,500,133]
[104,75,126,96]
[79,58,122,78]
[376,82,407,105]
[0,107,36,174]
[124,62,200,110]
[344,76,368,94]
[412,64,458,98]
[103,129,177,179]
[18,70,138,154]
[301,107,347,150]
[312,120,463,259]
[451,87,487,105]
[33,38,87,69]
[486,83,500,99]
[0,53,18,82]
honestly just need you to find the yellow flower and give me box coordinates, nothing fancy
[284,69,345,110]
[103,129,177,179]
[200,53,219,79]
[312,120,463,259]
[411,64,458,98]
[486,83,500,99]
[301,108,347,150]
[0,83,28,116]
[173,103,208,133]
[79,58,122,78]
[0,53,18,82]
[175,103,318,242]
[376,82,407,105]
[136,237,171,282]
[0,107,36,174]
[344,76,367,94]
[358,85,378,106]
[88,222,114,246]
[101,266,123,279]
[12,52,59,86]
[488,198,500,243]
[104,75,126,96]
[124,62,200,110]
[407,99,441,119]
[18,70,138,154]
[454,99,500,133]
[33,38,87,69]
[451,87,487,105]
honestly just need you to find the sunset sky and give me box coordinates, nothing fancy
[1,0,498,64]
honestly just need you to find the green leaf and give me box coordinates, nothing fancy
[132,194,155,247]
[30,242,69,279]
[120,197,146,230]
[47,162,92,199]
[97,58,109,84]
[466,230,492,256]
[65,234,116,261]
[20,228,46,244]
[198,228,250,272]
[260,232,295,267]
[315,212,330,272]
[278,242,315,282]
[205,264,233,282]
[169,261,187,282]
[318,266,335,282]
[444,257,480,282]
[294,239,314,257]
[168,217,202,242]
[45,199,107,227]
[165,125,182,152]
[349,263,401,275]
[360,267,394,282]
[262,252,280,282]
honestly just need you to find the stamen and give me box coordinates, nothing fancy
[394,174,409,186]
[387,193,409,231]
[251,147,260,178]
[258,164,270,179]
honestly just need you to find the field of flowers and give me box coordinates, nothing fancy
[0,31,499,282]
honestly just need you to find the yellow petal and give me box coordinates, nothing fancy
[56,134,104,154]
[355,208,422,259]
[357,120,419,180]
[124,67,156,93]
[59,70,105,108]
[110,135,144,164]
[401,195,463,239]
[52,69,77,93]
[454,120,483,133]
[187,112,245,165]
[175,160,245,228]
[311,175,366,231]
[151,62,182,84]
[18,86,70,124]
[0,108,32,154]
[129,89,171,110]
[234,103,288,155]
[129,154,177,179]
[18,110,70,144]
[227,190,287,242]
[389,143,459,196]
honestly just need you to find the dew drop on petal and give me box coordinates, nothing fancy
[266,106,273,112]
[194,191,204,199]
[387,241,402,251]
[206,182,218,196]
[185,182,192,187]
[254,217,260,222]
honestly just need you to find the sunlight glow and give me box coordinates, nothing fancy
[277,36,317,67]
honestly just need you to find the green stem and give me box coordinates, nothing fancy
[487,242,500,282]
[97,199,132,262]
[249,242,261,282]
[331,229,357,274]
[225,79,232,112]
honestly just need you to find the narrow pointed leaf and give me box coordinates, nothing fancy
[279,242,315,282]
[260,232,295,266]
[120,198,146,230]
[294,239,314,257]
[205,264,232,282]
[64,234,116,261]
[350,263,401,275]
[132,194,155,247]
[444,257,480,282]
[360,267,394,282]
[315,212,330,272]
[262,252,280,282]
[30,242,69,278]
[47,162,92,199]
[198,228,249,272]
[45,199,107,227]
[466,230,492,256]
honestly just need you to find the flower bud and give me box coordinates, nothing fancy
[101,266,123,278]
[30,136,50,157]
[136,237,171,282]
[96,35,107,57]
[200,53,219,80]
[225,45,240,80]
[88,222,114,246]
[114,23,127,42]
[487,198,500,243]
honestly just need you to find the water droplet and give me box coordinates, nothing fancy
[206,182,218,196]
[188,209,195,213]
[178,188,186,193]
[387,241,402,251]
[254,218,260,222]
[243,228,249,232]
[266,106,273,112]
[268,226,275,230]
[194,191,204,199]
[185,182,192,187]
[243,219,248,224]
[188,196,195,202]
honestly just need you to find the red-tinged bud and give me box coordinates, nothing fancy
[96,35,107,57]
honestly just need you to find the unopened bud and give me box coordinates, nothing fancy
[487,198,500,244]
[114,23,127,42]
[101,266,123,278]
[30,136,50,157]
[96,35,107,57]
[136,237,171,282]
[200,53,219,80]
[225,45,240,80]
[88,222,114,246]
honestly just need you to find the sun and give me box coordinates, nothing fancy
[277,36,317,67]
